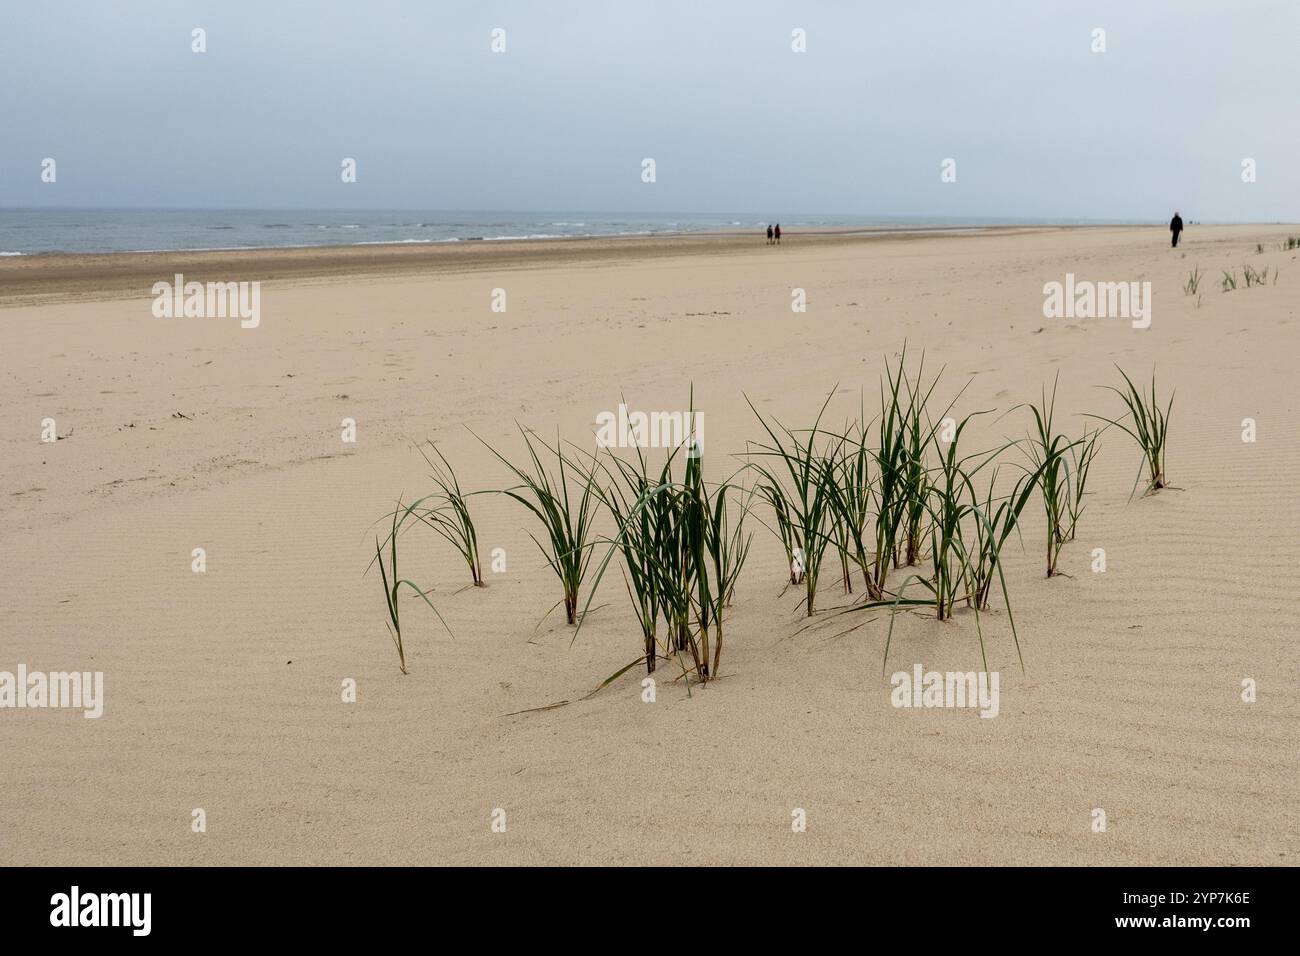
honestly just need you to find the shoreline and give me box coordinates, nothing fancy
[0,220,1192,260]
[0,222,1227,308]
[0,225,982,258]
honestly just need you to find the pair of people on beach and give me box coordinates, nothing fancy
[766,223,782,245]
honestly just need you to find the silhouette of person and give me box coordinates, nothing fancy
[1170,211,1184,248]
[774,223,782,245]
[767,225,774,245]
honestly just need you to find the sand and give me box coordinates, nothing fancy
[2,224,1297,865]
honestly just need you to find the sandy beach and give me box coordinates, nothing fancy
[3,224,1298,866]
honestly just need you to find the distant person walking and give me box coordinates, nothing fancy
[766,225,774,245]
[774,223,782,245]
[1170,211,1184,248]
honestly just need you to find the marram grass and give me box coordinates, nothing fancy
[1022,374,1077,577]
[372,500,454,673]
[412,441,485,587]
[822,409,876,597]
[372,363,1178,685]
[585,400,751,684]
[1064,428,1101,542]
[746,391,837,616]
[1089,366,1173,497]
[478,427,600,626]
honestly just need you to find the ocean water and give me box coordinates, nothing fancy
[0,209,1087,256]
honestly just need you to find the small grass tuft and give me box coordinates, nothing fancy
[746,391,837,616]
[1243,264,1269,288]
[1089,367,1173,497]
[479,427,600,626]
[411,442,485,587]
[1022,374,1076,577]
[373,500,454,674]
[1064,428,1101,542]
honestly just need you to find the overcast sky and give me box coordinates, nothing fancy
[2,0,1296,220]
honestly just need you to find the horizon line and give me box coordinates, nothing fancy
[1,206,1269,225]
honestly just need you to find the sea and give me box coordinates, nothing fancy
[0,209,1130,256]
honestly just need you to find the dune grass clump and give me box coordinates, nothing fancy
[823,412,875,596]
[601,444,702,674]
[1218,264,1274,290]
[747,393,836,616]
[1243,264,1270,288]
[1090,367,1173,496]
[1183,267,1203,296]
[482,427,600,626]
[867,349,946,596]
[793,355,1040,672]
[1285,236,1300,251]
[892,353,947,569]
[757,478,802,585]
[866,372,908,598]
[662,449,708,663]
[821,431,855,597]
[921,415,977,619]
[703,484,754,675]
[1023,376,1076,577]
[411,442,485,587]
[818,353,947,607]
[1064,429,1101,541]
[816,350,1039,671]
[898,407,931,568]
[875,409,1027,674]
[914,409,1010,619]
[373,501,453,674]
[681,455,754,681]
[593,423,752,682]
[599,446,670,672]
[967,468,1036,613]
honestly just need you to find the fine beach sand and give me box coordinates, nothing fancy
[2,224,1298,865]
